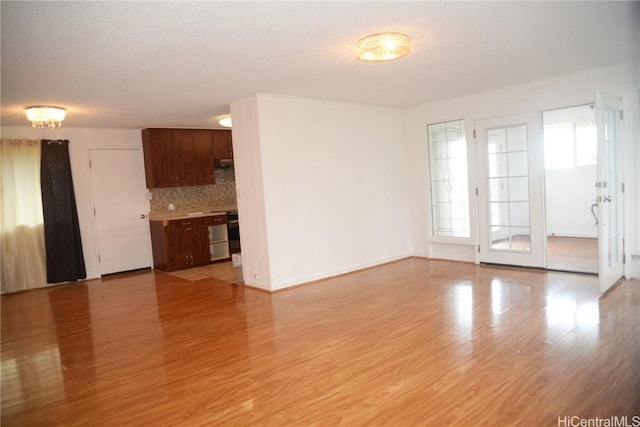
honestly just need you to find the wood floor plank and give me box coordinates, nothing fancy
[1,259,638,426]
[547,236,598,274]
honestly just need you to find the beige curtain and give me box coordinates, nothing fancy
[0,138,47,293]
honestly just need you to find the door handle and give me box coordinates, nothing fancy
[140,214,147,219]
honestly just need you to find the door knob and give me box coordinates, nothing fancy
[140,214,147,219]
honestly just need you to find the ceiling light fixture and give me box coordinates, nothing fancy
[356,32,410,62]
[25,106,66,129]
[218,115,232,128]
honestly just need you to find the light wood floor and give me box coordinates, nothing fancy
[492,236,598,274]
[547,236,598,274]
[1,259,638,426]
[165,260,239,283]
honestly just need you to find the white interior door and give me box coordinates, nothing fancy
[476,112,545,267]
[595,90,624,293]
[89,149,151,275]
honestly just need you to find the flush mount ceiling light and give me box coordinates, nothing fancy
[218,115,232,128]
[356,32,410,62]
[25,106,66,129]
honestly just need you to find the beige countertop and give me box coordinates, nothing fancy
[149,204,237,221]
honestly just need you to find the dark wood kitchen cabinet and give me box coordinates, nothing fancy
[167,218,209,270]
[150,218,205,271]
[141,128,173,188]
[149,214,228,272]
[213,130,233,159]
[192,129,215,185]
[142,128,215,188]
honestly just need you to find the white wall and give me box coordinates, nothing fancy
[406,60,640,276]
[232,94,411,291]
[545,166,598,238]
[627,88,640,278]
[230,97,272,290]
[1,126,147,281]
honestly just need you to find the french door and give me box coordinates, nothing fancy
[595,91,624,293]
[476,113,545,267]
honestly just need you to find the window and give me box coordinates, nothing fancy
[543,104,596,169]
[575,122,597,166]
[427,119,470,238]
[543,123,574,169]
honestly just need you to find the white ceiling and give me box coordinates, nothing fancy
[2,1,638,129]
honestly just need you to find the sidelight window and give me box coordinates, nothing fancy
[427,119,470,238]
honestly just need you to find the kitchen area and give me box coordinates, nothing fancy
[142,128,242,283]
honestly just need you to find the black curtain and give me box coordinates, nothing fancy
[40,140,86,283]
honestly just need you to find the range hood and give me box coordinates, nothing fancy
[214,158,234,168]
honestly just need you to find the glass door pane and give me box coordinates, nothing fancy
[476,112,544,268]
[487,124,531,252]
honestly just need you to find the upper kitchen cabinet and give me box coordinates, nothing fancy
[142,128,173,188]
[142,128,215,188]
[191,129,215,185]
[213,130,233,159]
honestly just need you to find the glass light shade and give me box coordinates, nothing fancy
[356,32,410,62]
[25,106,66,129]
[219,116,232,128]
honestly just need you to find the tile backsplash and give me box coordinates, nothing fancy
[149,167,236,212]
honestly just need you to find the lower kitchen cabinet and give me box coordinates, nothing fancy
[150,214,229,272]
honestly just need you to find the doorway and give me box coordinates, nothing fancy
[474,92,623,292]
[543,104,598,274]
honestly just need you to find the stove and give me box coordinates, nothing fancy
[227,210,240,254]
